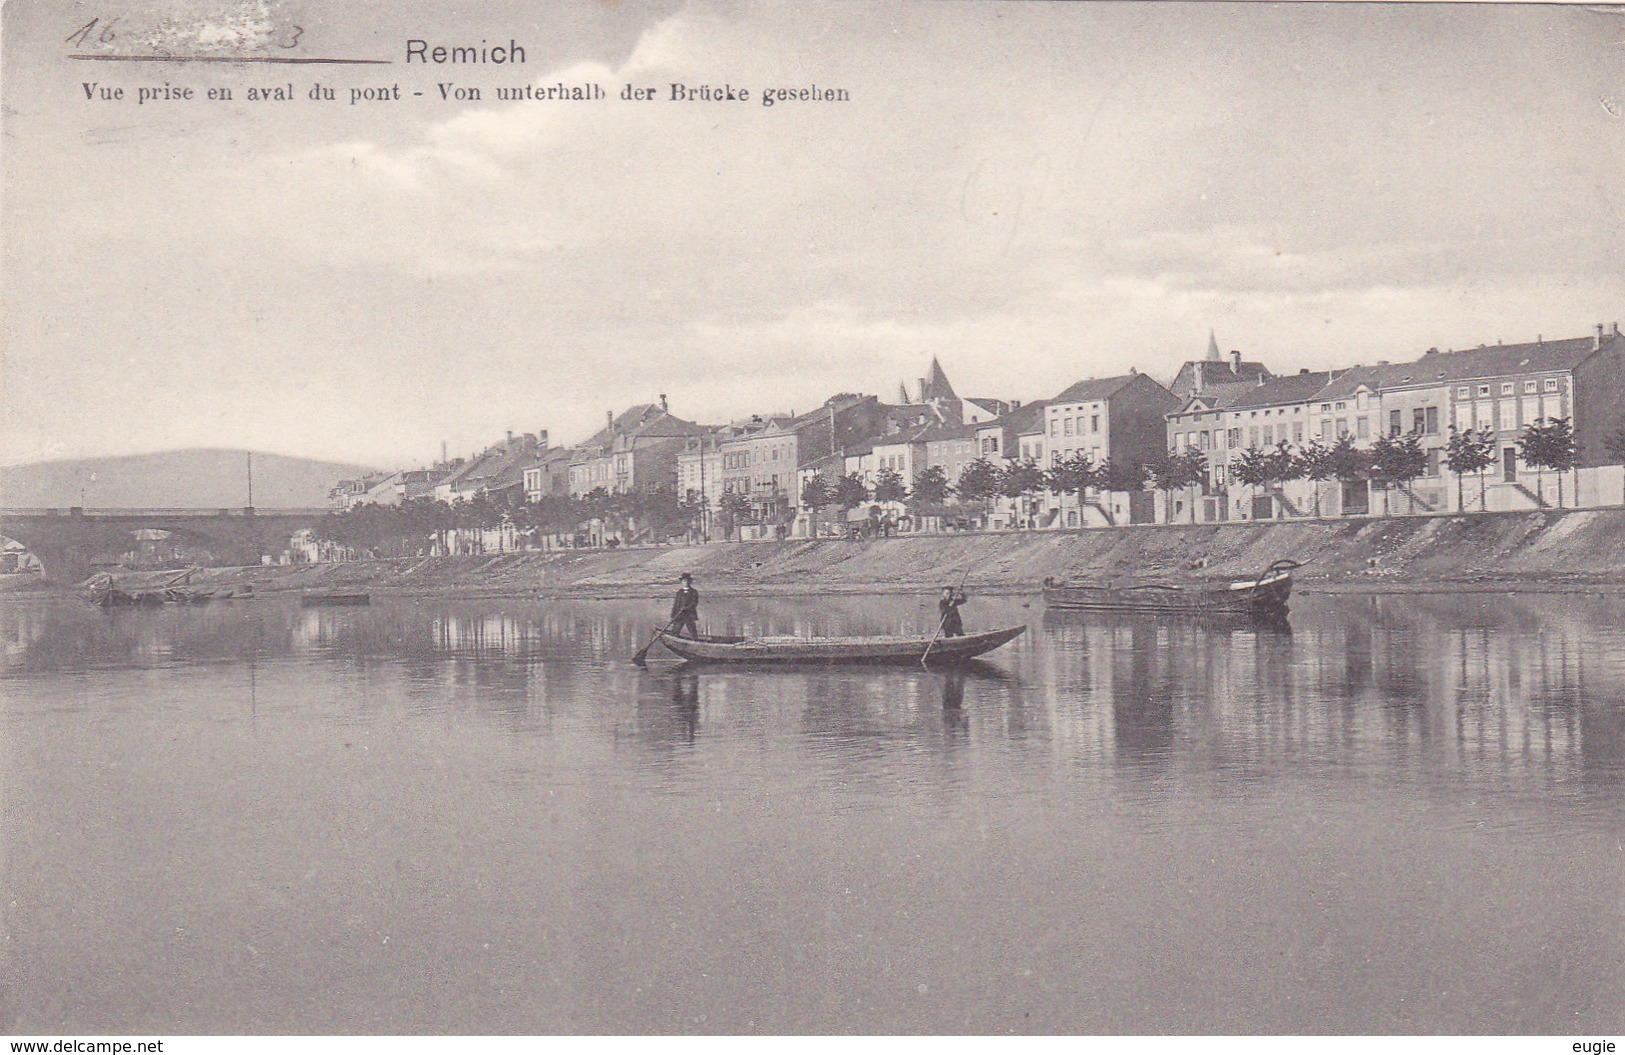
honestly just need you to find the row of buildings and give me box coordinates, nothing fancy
[331,322,1625,540]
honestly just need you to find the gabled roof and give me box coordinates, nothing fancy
[992,400,1048,436]
[1051,374,1138,404]
[578,404,703,451]
[917,421,978,443]
[1226,370,1337,411]
[1172,379,1270,416]
[1380,334,1611,389]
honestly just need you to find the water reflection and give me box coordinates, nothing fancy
[5,589,1625,1034]
[3,591,1623,793]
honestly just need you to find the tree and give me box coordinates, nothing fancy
[1044,451,1099,512]
[800,474,832,515]
[997,459,1047,528]
[1147,448,1208,523]
[1518,417,1580,508]
[1370,430,1429,513]
[1230,447,1277,518]
[954,458,1000,519]
[1098,460,1148,495]
[873,466,909,504]
[910,465,952,514]
[1444,426,1496,511]
[717,491,752,538]
[832,473,870,513]
[1294,440,1335,517]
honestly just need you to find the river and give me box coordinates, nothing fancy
[2,591,1622,1034]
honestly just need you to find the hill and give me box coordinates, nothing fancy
[0,449,377,509]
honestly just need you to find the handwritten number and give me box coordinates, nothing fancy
[278,24,303,48]
[65,18,96,46]
[65,17,118,47]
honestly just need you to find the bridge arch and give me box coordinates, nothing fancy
[0,509,328,584]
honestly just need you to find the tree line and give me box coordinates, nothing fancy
[314,417,1591,554]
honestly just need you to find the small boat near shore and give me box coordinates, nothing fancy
[1042,559,1298,617]
[82,570,251,607]
[300,592,371,607]
[654,625,1026,665]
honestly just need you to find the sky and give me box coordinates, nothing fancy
[3,0,1623,470]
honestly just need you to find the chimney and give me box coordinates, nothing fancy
[1424,347,1438,356]
[1597,324,1605,350]
[1613,322,1621,337]
[917,378,927,402]
[441,440,448,464]
[506,430,514,447]
[538,429,548,450]
[1230,349,1242,373]
[606,410,614,431]
[1299,368,1309,374]
[660,393,669,413]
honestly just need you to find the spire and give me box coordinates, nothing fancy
[1206,330,1221,361]
[897,381,912,405]
[920,356,958,403]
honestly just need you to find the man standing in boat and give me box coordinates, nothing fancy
[671,573,701,638]
[938,585,968,637]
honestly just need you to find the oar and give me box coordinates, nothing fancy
[632,618,679,667]
[921,562,975,667]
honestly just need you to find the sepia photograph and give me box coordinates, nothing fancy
[2,0,1624,1039]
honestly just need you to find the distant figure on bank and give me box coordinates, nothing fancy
[938,585,968,637]
[671,573,701,638]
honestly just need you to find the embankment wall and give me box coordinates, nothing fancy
[74,508,1625,599]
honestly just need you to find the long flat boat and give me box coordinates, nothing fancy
[1042,559,1298,616]
[655,625,1026,665]
[300,592,371,607]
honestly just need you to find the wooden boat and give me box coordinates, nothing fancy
[655,625,1026,665]
[1042,559,1298,616]
[300,592,371,607]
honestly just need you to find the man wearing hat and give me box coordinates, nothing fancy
[670,573,701,638]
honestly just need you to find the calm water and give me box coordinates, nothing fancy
[2,590,1623,1034]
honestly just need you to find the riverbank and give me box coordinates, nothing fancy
[15,507,1625,600]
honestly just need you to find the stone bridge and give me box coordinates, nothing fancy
[0,507,329,584]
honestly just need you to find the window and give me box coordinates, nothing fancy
[1262,425,1273,446]
[1524,380,1536,394]
[1051,450,1061,465]
[1425,407,1439,434]
[1320,404,1332,413]
[1091,415,1100,433]
[1543,378,1559,392]
[1050,420,1059,437]
[1064,418,1074,437]
[1227,428,1241,447]
[1427,449,1442,477]
[1478,385,1490,397]
[1249,426,1259,448]
[1335,418,1348,436]
[1457,386,1470,399]
[1390,410,1402,435]
[1336,402,1348,411]
[1292,422,1304,443]
[1412,408,1426,434]
[1500,382,1513,396]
